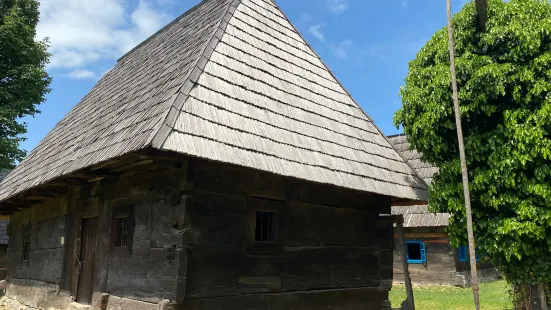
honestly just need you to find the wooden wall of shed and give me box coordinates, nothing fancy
[392,227,466,286]
[180,159,393,308]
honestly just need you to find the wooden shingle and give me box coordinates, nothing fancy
[0,0,428,202]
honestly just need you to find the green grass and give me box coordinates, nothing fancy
[389,280,512,310]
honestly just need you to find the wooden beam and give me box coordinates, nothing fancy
[111,159,154,172]
[394,232,449,239]
[392,199,428,207]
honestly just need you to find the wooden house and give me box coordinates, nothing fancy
[0,1,428,309]
[388,134,500,286]
[0,171,9,280]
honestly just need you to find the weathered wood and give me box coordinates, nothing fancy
[77,217,97,304]
[395,232,449,239]
[285,201,376,247]
[182,286,387,310]
[194,159,290,200]
[292,181,388,210]
[282,246,381,291]
[31,217,66,250]
[106,249,181,303]
[72,219,83,298]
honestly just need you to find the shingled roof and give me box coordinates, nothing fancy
[0,0,428,203]
[387,134,438,185]
[388,134,448,227]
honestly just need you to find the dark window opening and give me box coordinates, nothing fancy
[406,240,426,264]
[22,241,30,261]
[255,211,276,242]
[111,206,134,255]
[115,216,129,247]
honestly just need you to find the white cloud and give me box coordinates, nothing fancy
[37,0,172,70]
[327,0,349,14]
[67,69,98,80]
[332,40,353,59]
[308,24,325,42]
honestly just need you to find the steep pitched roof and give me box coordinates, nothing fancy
[388,134,448,227]
[388,134,438,185]
[0,0,428,202]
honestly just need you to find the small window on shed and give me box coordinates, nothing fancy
[115,216,130,247]
[406,240,426,264]
[458,245,480,262]
[22,224,31,265]
[255,211,276,242]
[22,240,30,262]
[111,206,134,255]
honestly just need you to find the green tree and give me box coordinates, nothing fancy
[394,0,551,286]
[0,0,51,169]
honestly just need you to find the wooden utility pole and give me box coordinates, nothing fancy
[396,215,415,310]
[445,0,480,309]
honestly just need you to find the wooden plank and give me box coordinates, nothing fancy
[395,232,449,239]
[77,217,97,304]
[71,219,83,298]
[284,201,376,247]
[194,159,291,200]
[182,286,387,309]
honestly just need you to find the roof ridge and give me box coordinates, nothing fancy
[150,0,243,148]
[268,0,429,194]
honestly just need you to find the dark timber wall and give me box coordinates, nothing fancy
[4,153,394,310]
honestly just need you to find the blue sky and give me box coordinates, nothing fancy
[22,0,469,153]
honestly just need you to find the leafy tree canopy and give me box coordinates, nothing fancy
[0,0,50,169]
[394,0,551,285]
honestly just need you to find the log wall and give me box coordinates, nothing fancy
[3,151,394,309]
[392,227,466,286]
[180,159,393,309]
[392,227,501,286]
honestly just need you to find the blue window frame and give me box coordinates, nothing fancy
[405,240,426,264]
[458,245,480,262]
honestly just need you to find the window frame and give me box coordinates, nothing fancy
[254,210,277,243]
[405,240,426,264]
[110,205,134,257]
[21,224,31,266]
[246,197,284,255]
[457,245,480,262]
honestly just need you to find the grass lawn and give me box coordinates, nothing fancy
[389,280,512,310]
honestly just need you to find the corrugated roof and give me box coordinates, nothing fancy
[0,0,428,203]
[388,134,449,227]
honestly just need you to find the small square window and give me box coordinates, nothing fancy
[115,216,129,247]
[406,240,426,264]
[255,211,276,242]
